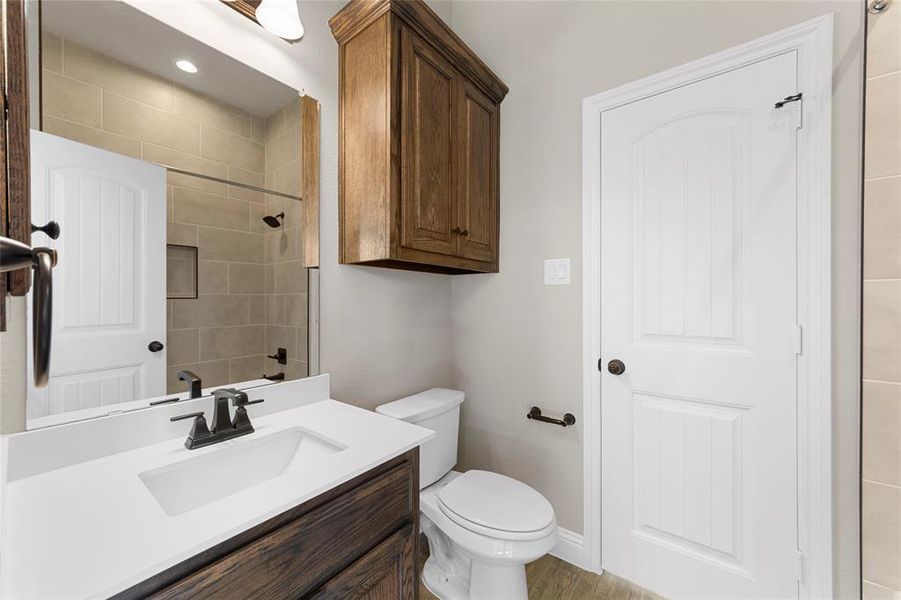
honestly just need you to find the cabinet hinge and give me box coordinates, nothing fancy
[794,325,803,355]
[795,550,806,584]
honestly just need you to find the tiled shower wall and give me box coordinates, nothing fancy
[263,100,309,382]
[862,5,901,599]
[40,32,306,395]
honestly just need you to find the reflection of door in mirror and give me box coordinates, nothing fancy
[28,131,167,420]
[25,1,315,428]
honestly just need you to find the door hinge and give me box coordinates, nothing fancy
[794,325,803,355]
[795,550,806,584]
[775,92,803,129]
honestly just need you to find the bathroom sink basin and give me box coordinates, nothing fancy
[139,427,346,516]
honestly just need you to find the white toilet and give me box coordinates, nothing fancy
[376,388,558,600]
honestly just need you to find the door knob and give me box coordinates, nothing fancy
[148,340,165,352]
[607,359,625,375]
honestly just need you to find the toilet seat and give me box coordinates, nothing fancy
[437,470,556,541]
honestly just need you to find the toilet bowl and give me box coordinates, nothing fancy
[376,389,558,600]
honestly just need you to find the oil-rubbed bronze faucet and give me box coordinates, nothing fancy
[170,388,264,450]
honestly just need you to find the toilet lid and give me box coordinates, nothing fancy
[437,470,555,534]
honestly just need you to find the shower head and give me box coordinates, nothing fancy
[262,212,285,228]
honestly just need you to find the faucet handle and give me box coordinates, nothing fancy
[170,411,205,422]
[170,411,213,450]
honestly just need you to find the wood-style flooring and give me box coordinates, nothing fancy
[418,542,663,599]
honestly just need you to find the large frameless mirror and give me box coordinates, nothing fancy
[25,0,319,429]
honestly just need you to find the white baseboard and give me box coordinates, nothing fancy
[549,527,585,570]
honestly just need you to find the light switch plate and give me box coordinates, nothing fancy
[544,258,571,285]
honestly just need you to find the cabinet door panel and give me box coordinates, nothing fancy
[401,27,458,256]
[457,79,498,264]
[311,525,416,599]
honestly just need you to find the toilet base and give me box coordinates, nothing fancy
[421,555,529,600]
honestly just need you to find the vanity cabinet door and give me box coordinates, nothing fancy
[399,25,459,257]
[310,525,416,599]
[456,78,499,265]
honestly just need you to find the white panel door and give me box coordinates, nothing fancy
[28,131,167,419]
[600,52,801,598]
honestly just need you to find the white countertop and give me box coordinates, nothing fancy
[0,399,433,599]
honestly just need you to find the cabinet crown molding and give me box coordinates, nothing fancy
[329,0,508,103]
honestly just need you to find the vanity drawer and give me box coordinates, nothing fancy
[144,459,416,599]
[310,524,416,598]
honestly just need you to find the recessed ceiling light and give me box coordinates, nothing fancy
[174,59,198,74]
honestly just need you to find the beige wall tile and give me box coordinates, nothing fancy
[283,360,308,382]
[201,126,265,172]
[166,329,200,365]
[266,295,286,326]
[265,265,275,294]
[172,187,250,231]
[198,227,264,263]
[229,355,265,383]
[250,203,270,234]
[145,143,228,185]
[286,294,307,327]
[265,326,297,361]
[865,73,901,179]
[104,92,200,155]
[42,32,62,73]
[867,7,901,78]
[864,381,901,487]
[63,40,174,110]
[167,222,198,246]
[266,129,299,172]
[167,360,229,394]
[173,88,253,139]
[266,230,299,263]
[863,580,900,599]
[251,115,266,143]
[249,295,266,324]
[43,116,143,159]
[42,71,101,127]
[171,295,249,329]
[167,253,197,299]
[228,263,266,294]
[274,261,307,293]
[275,161,301,197]
[863,481,901,591]
[228,166,266,203]
[198,260,228,295]
[200,325,265,361]
[864,280,901,382]
[865,176,901,279]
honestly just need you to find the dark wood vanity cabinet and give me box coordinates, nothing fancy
[116,449,419,600]
[331,0,507,274]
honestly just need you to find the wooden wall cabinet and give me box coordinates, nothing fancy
[331,0,507,274]
[116,450,420,600]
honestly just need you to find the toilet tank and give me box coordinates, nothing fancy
[375,388,464,489]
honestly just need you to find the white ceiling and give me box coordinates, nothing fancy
[42,0,299,117]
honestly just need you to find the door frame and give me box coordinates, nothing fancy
[580,15,834,598]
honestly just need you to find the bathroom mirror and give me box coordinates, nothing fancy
[24,0,319,429]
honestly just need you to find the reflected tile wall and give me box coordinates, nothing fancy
[863,5,901,598]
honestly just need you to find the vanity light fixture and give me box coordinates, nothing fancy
[255,0,304,41]
[174,59,199,74]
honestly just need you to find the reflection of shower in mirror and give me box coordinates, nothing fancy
[262,212,285,228]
